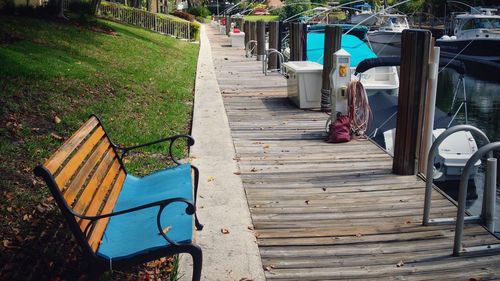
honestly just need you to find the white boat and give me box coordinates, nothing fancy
[383,128,480,182]
[366,13,409,47]
[350,3,377,26]
[436,8,500,80]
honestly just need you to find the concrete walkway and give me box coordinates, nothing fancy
[180,25,265,281]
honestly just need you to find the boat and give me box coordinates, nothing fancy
[360,57,481,183]
[350,3,377,26]
[366,13,409,56]
[306,31,399,96]
[436,8,500,81]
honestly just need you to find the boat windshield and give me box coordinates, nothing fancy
[462,18,500,29]
[383,16,407,26]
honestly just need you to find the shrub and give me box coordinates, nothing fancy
[171,10,195,22]
[190,20,200,40]
[187,5,210,17]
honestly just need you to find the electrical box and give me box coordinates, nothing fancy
[330,49,351,115]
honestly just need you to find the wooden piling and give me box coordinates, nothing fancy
[256,20,266,61]
[290,23,307,61]
[393,29,432,175]
[243,21,250,47]
[249,21,257,55]
[320,25,342,111]
[268,21,280,70]
[225,16,231,36]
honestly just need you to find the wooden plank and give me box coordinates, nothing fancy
[73,147,115,214]
[89,170,126,252]
[79,159,122,231]
[63,138,111,204]
[44,116,99,173]
[55,127,105,189]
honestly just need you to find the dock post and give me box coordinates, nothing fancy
[290,23,307,61]
[225,16,231,36]
[418,44,440,175]
[249,21,257,55]
[256,20,265,61]
[320,25,342,112]
[392,29,431,175]
[268,21,280,70]
[482,157,497,232]
[243,21,250,47]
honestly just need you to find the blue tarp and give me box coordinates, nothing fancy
[306,33,377,67]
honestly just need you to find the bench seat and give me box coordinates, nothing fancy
[97,163,193,260]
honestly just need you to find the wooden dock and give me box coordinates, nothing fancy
[207,26,500,280]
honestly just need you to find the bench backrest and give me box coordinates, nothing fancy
[35,116,126,254]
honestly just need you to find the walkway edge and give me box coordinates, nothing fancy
[180,25,266,281]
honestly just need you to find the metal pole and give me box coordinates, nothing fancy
[483,157,497,232]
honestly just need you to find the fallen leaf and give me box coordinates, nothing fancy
[305,200,310,205]
[221,228,230,234]
[263,145,270,149]
[322,187,327,191]
[247,225,255,231]
[396,260,404,267]
[51,133,64,141]
[36,205,45,213]
[405,220,412,224]
[240,278,253,281]
[355,233,362,238]
[3,240,10,247]
[234,171,241,175]
[250,168,257,172]
[53,116,61,124]
[264,266,272,272]
[159,226,172,235]
[207,176,215,182]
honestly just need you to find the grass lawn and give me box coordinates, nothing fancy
[0,15,198,280]
[243,15,280,22]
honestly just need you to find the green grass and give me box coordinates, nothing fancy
[243,15,280,22]
[0,15,198,279]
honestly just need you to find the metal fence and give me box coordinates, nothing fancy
[98,1,191,41]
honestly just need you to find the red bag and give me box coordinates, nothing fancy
[327,114,351,143]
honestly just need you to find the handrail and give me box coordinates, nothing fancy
[453,142,500,256]
[263,48,285,76]
[423,125,490,226]
[98,1,191,41]
[245,40,257,58]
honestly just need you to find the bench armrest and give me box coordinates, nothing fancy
[115,135,195,165]
[73,197,195,246]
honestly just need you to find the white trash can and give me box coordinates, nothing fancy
[230,32,245,48]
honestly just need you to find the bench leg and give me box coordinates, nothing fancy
[191,165,204,231]
[187,245,203,281]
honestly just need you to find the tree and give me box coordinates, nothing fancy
[280,0,311,21]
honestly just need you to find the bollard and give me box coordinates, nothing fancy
[256,20,266,61]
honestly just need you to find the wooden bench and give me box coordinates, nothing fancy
[34,115,203,280]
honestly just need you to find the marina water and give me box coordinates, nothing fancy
[436,69,500,234]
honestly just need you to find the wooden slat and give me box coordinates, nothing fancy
[79,159,122,231]
[88,170,126,252]
[55,127,105,190]
[73,147,115,215]
[63,139,111,204]
[44,116,99,173]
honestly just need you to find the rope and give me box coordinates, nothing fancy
[348,81,372,138]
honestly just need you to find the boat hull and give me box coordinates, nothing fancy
[366,31,402,46]
[351,14,377,26]
[436,38,500,57]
